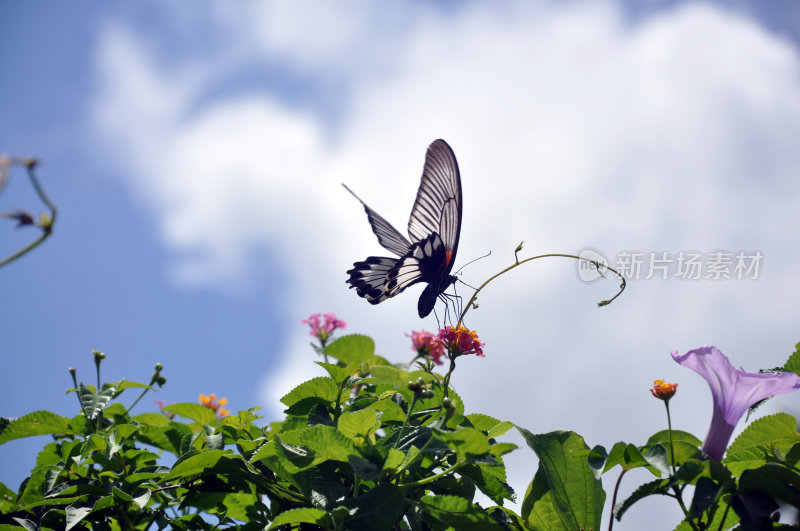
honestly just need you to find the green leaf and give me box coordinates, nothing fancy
[16,466,57,507]
[600,441,668,477]
[738,463,800,507]
[274,426,357,472]
[466,414,513,439]
[203,425,224,450]
[364,398,406,423]
[461,461,515,505]
[91,494,115,512]
[78,380,120,420]
[587,445,608,479]
[9,518,38,531]
[65,498,93,530]
[307,403,334,426]
[517,428,605,531]
[111,380,152,395]
[419,494,505,530]
[340,483,406,530]
[603,442,647,472]
[673,458,709,484]
[785,342,800,375]
[162,402,217,425]
[324,334,375,365]
[382,448,406,476]
[131,489,151,509]
[135,421,192,455]
[280,377,339,407]
[642,444,670,477]
[266,507,331,530]
[613,478,671,521]
[131,412,171,428]
[489,442,518,457]
[317,361,357,384]
[103,402,128,418]
[112,486,132,502]
[249,439,277,464]
[436,427,491,461]
[0,482,18,514]
[0,411,73,444]
[726,413,800,476]
[161,449,227,482]
[520,468,565,530]
[285,396,330,417]
[487,506,527,529]
[348,455,380,481]
[183,490,260,522]
[34,442,62,471]
[644,429,702,465]
[338,409,380,445]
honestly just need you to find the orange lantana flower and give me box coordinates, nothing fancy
[199,393,230,418]
[650,379,678,401]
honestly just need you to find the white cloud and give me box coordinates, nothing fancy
[92,2,800,527]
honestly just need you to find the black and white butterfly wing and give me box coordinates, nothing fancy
[408,139,462,260]
[342,184,411,257]
[347,256,398,304]
[345,139,463,318]
[402,139,462,316]
[385,232,454,317]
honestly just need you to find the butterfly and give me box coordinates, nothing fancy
[344,139,462,318]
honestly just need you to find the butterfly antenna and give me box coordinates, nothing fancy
[455,277,479,291]
[454,249,491,276]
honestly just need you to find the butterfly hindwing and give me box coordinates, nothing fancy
[346,257,398,304]
[385,233,447,296]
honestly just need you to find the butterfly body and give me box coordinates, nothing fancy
[345,139,462,318]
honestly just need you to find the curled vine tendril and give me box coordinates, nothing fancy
[456,245,627,327]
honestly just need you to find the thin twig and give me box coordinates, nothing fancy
[0,158,57,268]
[458,252,627,327]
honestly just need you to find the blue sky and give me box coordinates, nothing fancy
[3,1,800,527]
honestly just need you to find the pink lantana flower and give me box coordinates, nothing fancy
[672,346,800,461]
[302,313,346,345]
[435,325,485,358]
[407,330,445,365]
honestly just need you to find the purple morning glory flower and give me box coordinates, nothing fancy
[672,346,800,461]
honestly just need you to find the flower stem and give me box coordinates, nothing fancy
[665,400,676,475]
[671,485,697,530]
[457,252,626,327]
[398,460,463,487]
[125,387,150,416]
[608,468,628,531]
[393,395,418,449]
[716,498,732,531]
[442,356,456,398]
[0,159,57,269]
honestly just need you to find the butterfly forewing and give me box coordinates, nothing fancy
[407,139,462,259]
[342,184,411,257]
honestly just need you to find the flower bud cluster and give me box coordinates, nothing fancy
[408,377,435,399]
